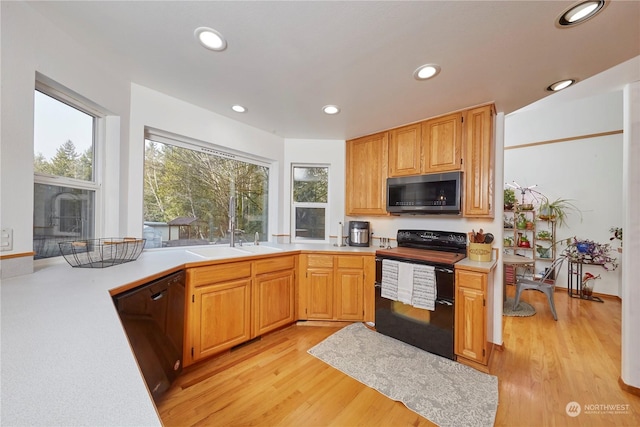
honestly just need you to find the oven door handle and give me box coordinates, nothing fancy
[377,258,454,274]
[437,299,453,306]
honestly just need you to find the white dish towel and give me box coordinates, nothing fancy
[381,259,399,301]
[412,264,437,311]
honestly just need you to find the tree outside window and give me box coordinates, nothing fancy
[143,139,269,247]
[33,89,97,259]
[292,166,329,241]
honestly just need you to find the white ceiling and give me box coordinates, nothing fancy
[27,1,640,140]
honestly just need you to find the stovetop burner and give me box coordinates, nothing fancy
[376,229,467,266]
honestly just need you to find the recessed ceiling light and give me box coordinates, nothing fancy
[546,79,577,92]
[322,105,340,115]
[231,105,246,113]
[413,64,441,81]
[557,0,606,27]
[194,27,227,51]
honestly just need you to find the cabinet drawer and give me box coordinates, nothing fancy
[337,255,364,269]
[189,262,252,286]
[306,254,334,268]
[455,269,486,291]
[255,255,295,275]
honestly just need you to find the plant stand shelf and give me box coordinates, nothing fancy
[567,261,605,303]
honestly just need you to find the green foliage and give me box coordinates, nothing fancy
[143,141,269,241]
[538,197,582,228]
[34,140,92,181]
[504,188,516,206]
[293,167,328,203]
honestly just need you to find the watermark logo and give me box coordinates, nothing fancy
[566,401,581,417]
[565,401,631,417]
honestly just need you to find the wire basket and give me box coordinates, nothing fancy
[59,238,146,268]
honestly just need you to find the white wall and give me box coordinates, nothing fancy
[127,84,286,240]
[283,139,346,243]
[0,2,130,276]
[505,91,624,296]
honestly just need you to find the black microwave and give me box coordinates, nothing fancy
[386,171,462,214]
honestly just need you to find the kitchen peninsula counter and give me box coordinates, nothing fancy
[0,243,375,426]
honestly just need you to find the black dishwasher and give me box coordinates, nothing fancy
[113,270,185,400]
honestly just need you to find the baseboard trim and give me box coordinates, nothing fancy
[553,286,620,301]
[295,320,353,328]
[619,377,640,397]
[0,251,35,260]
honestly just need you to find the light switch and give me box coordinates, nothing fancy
[1,228,13,251]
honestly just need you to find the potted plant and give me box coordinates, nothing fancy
[538,197,582,228]
[503,214,514,229]
[515,213,528,230]
[536,230,552,240]
[518,235,530,248]
[562,237,618,271]
[504,188,516,210]
[504,236,514,247]
[535,244,551,258]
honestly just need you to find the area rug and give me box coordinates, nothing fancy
[503,297,536,317]
[308,323,498,427]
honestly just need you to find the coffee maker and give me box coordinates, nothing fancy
[347,221,370,247]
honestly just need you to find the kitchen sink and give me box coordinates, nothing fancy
[186,246,250,259]
[236,245,283,254]
[186,245,283,259]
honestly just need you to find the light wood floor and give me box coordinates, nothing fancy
[157,287,640,426]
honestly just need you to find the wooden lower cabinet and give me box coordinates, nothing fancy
[307,268,334,319]
[184,253,373,366]
[335,269,364,320]
[253,264,295,337]
[191,278,252,363]
[454,267,494,372]
[299,253,373,322]
[184,256,296,366]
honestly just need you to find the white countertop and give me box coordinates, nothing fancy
[0,243,375,426]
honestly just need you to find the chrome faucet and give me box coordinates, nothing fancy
[254,232,259,245]
[229,196,236,247]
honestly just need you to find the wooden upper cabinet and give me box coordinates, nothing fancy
[345,132,389,216]
[463,105,495,218]
[388,124,422,177]
[422,112,462,173]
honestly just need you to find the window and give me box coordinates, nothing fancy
[33,87,99,259]
[143,131,269,248]
[292,165,329,242]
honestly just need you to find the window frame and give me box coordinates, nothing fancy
[290,163,330,244]
[143,127,272,247]
[33,79,104,260]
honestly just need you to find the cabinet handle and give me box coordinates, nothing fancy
[150,290,166,301]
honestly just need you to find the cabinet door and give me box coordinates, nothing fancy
[335,269,364,321]
[389,123,421,177]
[463,105,494,217]
[422,112,462,172]
[191,278,251,362]
[345,132,389,215]
[307,269,334,319]
[253,270,295,336]
[454,286,486,364]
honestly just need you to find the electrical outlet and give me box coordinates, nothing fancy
[1,228,13,251]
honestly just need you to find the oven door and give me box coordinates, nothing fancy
[374,257,455,360]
